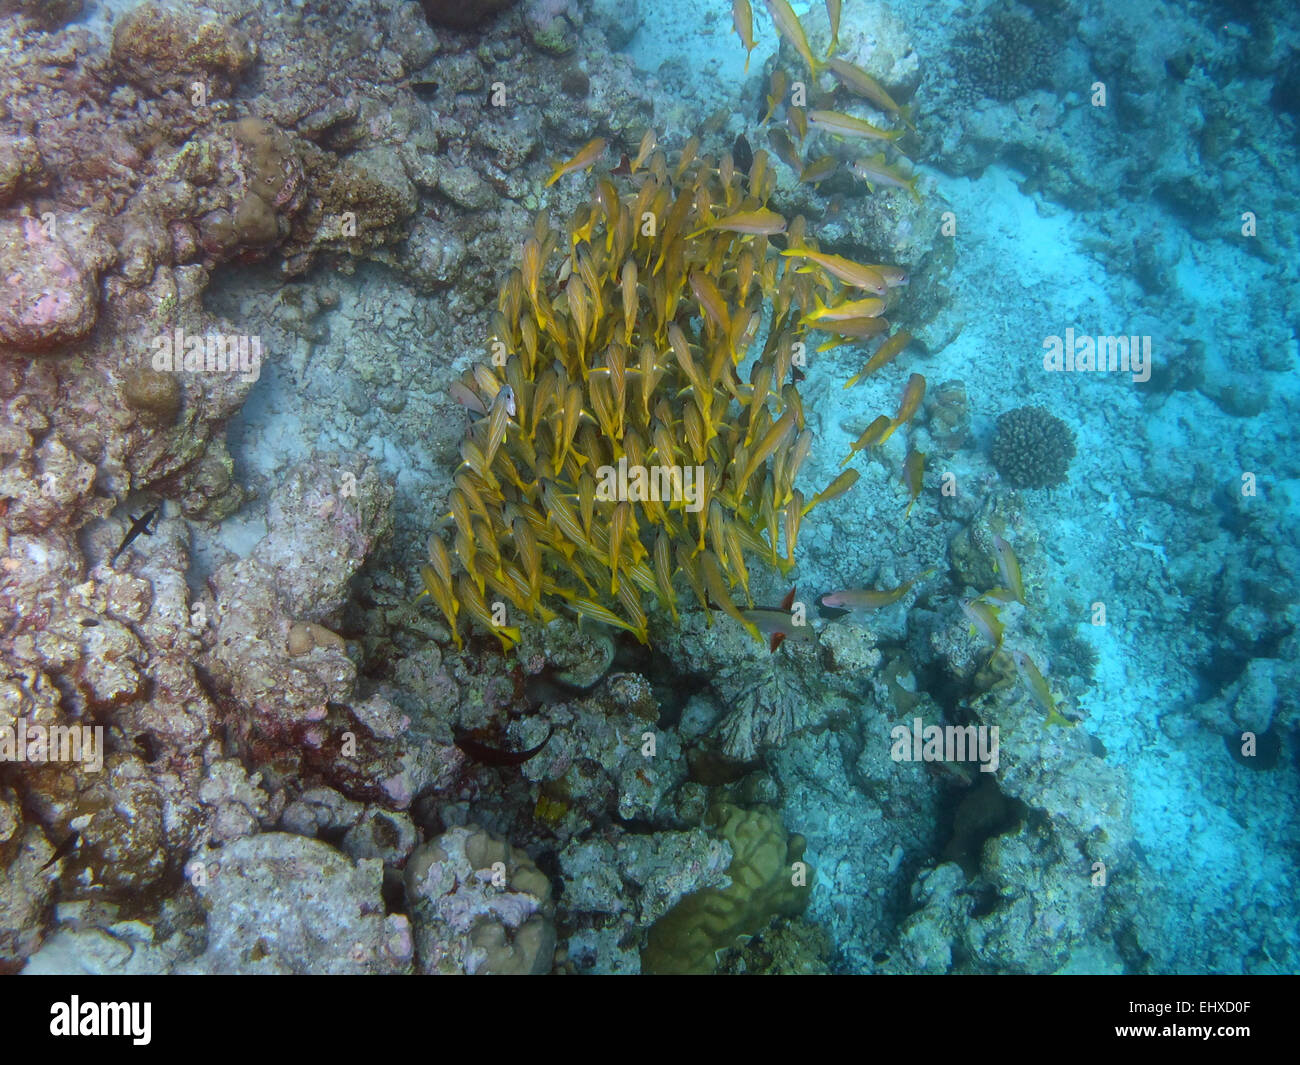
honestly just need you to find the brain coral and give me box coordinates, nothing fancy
[641,803,812,974]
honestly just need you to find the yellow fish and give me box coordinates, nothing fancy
[826,59,913,126]
[807,109,904,143]
[631,129,657,174]
[809,295,887,323]
[763,0,823,77]
[850,154,922,204]
[781,247,888,293]
[700,550,761,643]
[878,372,925,443]
[813,316,891,351]
[545,138,607,187]
[767,128,803,173]
[763,69,789,126]
[733,0,757,72]
[802,468,859,514]
[573,595,647,641]
[417,564,462,650]
[844,329,912,388]
[961,597,1004,656]
[1011,650,1074,726]
[992,534,1026,606]
[825,0,841,56]
[798,155,839,184]
[690,207,788,237]
[840,414,892,467]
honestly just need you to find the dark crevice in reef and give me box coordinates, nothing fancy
[913,656,965,721]
[936,776,1029,877]
[640,649,712,732]
[1194,641,1263,702]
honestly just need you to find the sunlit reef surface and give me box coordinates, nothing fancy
[0,0,1296,975]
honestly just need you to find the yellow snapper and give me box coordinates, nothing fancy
[850,154,923,205]
[1011,650,1074,726]
[992,534,1026,605]
[807,109,904,143]
[545,138,607,186]
[763,0,824,77]
[733,0,757,72]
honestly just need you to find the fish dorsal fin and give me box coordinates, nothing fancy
[780,586,797,612]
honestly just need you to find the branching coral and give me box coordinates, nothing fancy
[420,134,912,650]
[991,405,1076,489]
[952,2,1056,104]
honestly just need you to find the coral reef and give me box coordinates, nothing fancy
[991,405,1077,489]
[179,833,413,974]
[950,1,1057,103]
[641,803,811,974]
[404,824,555,974]
[0,0,1291,981]
[559,826,733,973]
[110,2,256,97]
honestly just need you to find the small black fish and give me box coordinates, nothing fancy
[733,133,754,176]
[609,812,659,835]
[454,724,554,767]
[134,732,161,764]
[109,505,159,566]
[40,831,79,871]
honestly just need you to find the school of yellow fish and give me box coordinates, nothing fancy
[419,0,929,652]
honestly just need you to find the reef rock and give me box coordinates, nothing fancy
[0,216,101,350]
[179,832,412,974]
[404,824,556,974]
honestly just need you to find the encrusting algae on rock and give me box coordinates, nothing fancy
[419,126,922,652]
